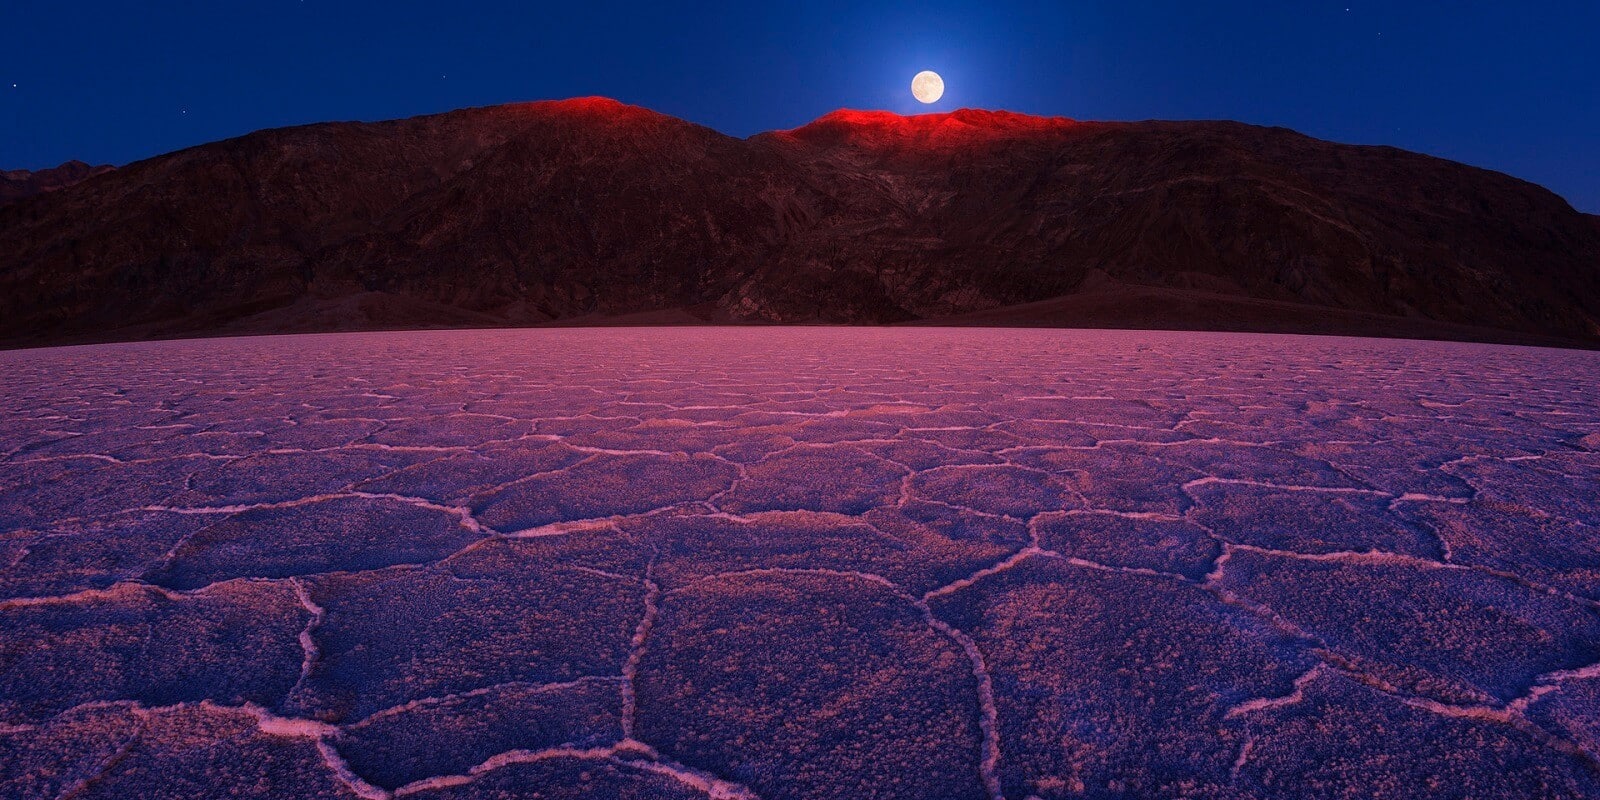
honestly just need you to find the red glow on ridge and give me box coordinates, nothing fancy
[519,96,665,125]
[779,108,1077,149]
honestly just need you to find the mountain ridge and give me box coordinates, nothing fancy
[2,98,1597,348]
[0,160,115,205]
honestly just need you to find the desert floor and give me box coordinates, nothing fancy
[3,327,1598,799]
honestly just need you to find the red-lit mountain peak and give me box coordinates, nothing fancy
[504,96,679,129]
[776,107,1078,148]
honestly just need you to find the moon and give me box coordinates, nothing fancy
[911,70,944,104]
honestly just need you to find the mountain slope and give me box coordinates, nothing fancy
[0,160,114,205]
[2,98,1597,347]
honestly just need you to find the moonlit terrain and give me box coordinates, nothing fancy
[3,328,1599,799]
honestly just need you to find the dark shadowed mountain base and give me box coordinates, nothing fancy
[3,328,1599,799]
[3,99,1599,348]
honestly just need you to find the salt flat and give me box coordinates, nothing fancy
[2,327,1598,799]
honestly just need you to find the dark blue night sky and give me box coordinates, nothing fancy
[3,1,1596,211]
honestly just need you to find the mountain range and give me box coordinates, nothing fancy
[2,97,1597,347]
[1,160,114,206]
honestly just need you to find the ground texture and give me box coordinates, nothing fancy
[2,328,1598,799]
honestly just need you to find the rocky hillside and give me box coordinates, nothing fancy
[0,160,114,206]
[2,98,1597,346]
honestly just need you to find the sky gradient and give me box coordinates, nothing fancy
[3,1,1596,211]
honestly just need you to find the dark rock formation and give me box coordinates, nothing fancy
[2,98,1596,347]
[0,160,114,205]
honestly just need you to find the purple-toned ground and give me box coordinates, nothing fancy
[2,328,1599,800]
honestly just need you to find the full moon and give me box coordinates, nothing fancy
[911,70,944,104]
